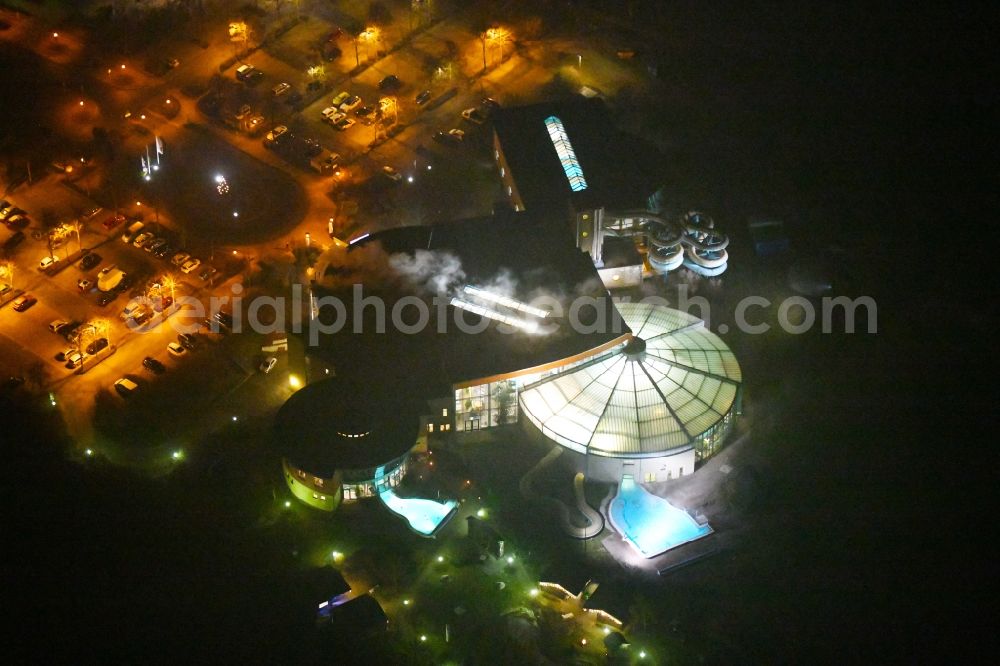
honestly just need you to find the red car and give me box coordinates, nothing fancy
[102,214,126,230]
[12,294,37,311]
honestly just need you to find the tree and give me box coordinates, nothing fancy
[368,1,391,26]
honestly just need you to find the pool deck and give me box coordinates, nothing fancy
[598,430,752,573]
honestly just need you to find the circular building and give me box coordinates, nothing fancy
[274,376,421,511]
[519,303,742,483]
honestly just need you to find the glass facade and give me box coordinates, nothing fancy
[454,378,519,432]
[342,455,408,502]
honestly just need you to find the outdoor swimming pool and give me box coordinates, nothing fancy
[608,475,712,558]
[379,488,457,537]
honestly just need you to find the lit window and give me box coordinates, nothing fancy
[427,423,434,433]
[508,185,512,196]
[494,149,499,160]
[442,408,448,417]
[500,167,505,177]
[544,115,588,192]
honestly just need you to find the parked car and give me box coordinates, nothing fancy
[355,105,375,124]
[481,97,501,112]
[272,82,291,96]
[198,267,218,282]
[382,166,403,182]
[65,351,84,369]
[39,255,60,270]
[331,91,351,107]
[332,115,355,131]
[146,238,168,254]
[58,321,83,341]
[79,253,101,270]
[5,214,29,229]
[167,341,187,357]
[85,337,109,355]
[171,252,190,266]
[180,258,201,274]
[339,95,361,112]
[265,125,288,146]
[48,319,70,333]
[154,244,173,259]
[55,346,75,361]
[235,64,256,81]
[433,129,465,144]
[378,75,401,91]
[214,311,234,329]
[114,378,138,397]
[3,231,25,251]
[142,357,166,374]
[461,107,486,124]
[12,294,36,311]
[77,279,92,292]
[178,332,198,350]
[132,232,154,248]
[102,214,126,230]
[259,356,277,374]
[3,207,25,220]
[415,89,432,106]
[321,106,339,123]
[97,291,118,307]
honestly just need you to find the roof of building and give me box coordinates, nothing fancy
[324,594,387,635]
[274,375,420,477]
[311,211,631,396]
[519,303,742,458]
[492,98,664,213]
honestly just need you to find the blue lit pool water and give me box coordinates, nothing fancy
[608,475,712,558]
[379,489,457,536]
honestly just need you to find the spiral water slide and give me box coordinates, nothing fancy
[604,210,729,275]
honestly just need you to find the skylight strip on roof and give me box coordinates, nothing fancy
[449,298,539,332]
[544,115,589,192]
[463,285,550,319]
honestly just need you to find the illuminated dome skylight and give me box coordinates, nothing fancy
[519,303,741,459]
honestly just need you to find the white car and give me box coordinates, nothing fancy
[48,319,70,333]
[321,106,339,122]
[272,82,291,96]
[259,356,277,374]
[180,258,201,274]
[339,95,361,112]
[461,107,486,124]
[114,377,138,396]
[381,166,402,182]
[39,255,60,269]
[332,115,355,131]
[448,128,465,140]
[167,342,187,358]
[171,252,190,267]
[132,232,154,248]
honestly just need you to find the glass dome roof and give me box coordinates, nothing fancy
[519,303,741,458]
